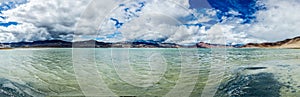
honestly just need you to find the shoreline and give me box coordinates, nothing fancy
[0,48,13,50]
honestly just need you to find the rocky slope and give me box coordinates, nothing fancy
[242,36,300,49]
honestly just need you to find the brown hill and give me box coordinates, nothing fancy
[242,36,300,49]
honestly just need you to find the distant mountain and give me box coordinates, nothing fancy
[196,42,237,48]
[4,40,72,48]
[242,36,300,49]
[2,36,300,49]
[2,40,182,48]
[0,40,246,49]
[2,40,235,48]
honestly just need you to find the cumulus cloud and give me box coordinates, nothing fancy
[0,0,27,11]
[0,0,300,45]
[0,0,91,42]
[245,0,300,41]
[97,0,214,44]
[0,0,196,43]
[207,0,300,44]
[76,0,300,44]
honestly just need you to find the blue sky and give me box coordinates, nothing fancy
[190,0,262,23]
[0,0,300,44]
[0,0,27,27]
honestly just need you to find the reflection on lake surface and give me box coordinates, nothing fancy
[0,48,300,97]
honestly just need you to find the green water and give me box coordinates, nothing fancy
[0,48,300,97]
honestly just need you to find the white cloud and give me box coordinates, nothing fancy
[0,0,300,45]
[0,0,209,44]
[209,0,300,44]
[86,0,300,44]
[97,0,213,44]
[247,0,300,41]
[0,0,91,42]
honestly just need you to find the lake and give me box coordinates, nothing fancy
[0,48,300,97]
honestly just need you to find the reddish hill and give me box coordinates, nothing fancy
[242,36,300,49]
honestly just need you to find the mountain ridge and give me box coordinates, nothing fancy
[242,36,300,49]
[1,36,300,48]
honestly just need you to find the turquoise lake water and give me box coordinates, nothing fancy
[0,48,300,97]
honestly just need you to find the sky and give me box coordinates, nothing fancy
[0,0,300,45]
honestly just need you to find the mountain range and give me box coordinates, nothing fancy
[242,36,300,49]
[1,36,300,49]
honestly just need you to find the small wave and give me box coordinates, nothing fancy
[0,78,45,97]
[216,73,282,97]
